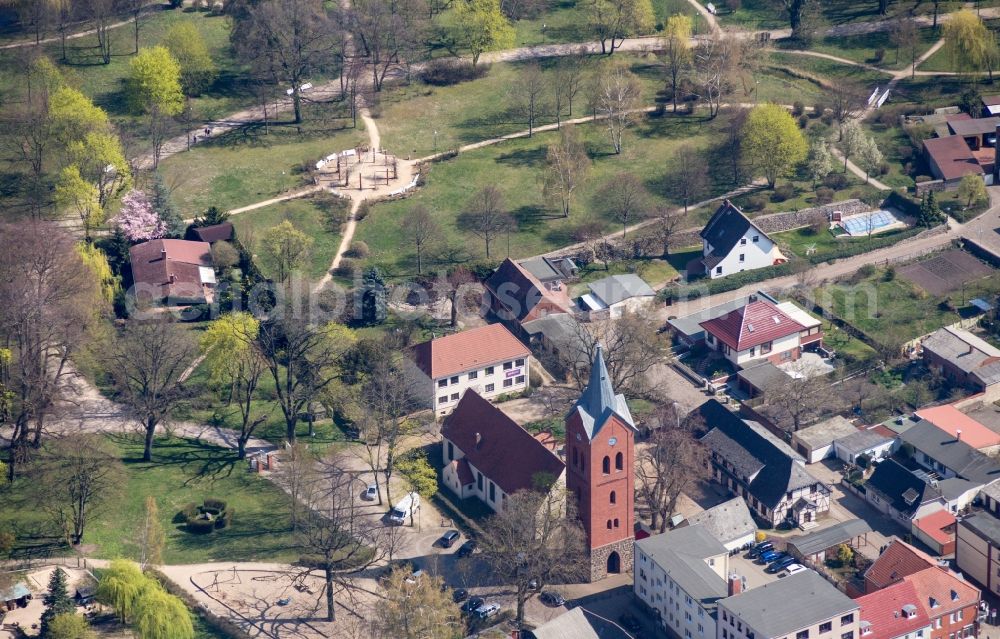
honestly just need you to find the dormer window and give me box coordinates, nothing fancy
[950,589,959,601]
[902,605,917,619]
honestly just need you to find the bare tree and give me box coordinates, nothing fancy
[229,0,340,124]
[80,0,116,64]
[34,434,125,545]
[508,62,548,137]
[401,205,439,275]
[553,54,587,126]
[0,221,102,481]
[352,0,427,91]
[663,144,709,213]
[721,107,750,186]
[297,453,400,622]
[541,126,591,218]
[458,186,511,259]
[828,82,868,140]
[481,487,587,626]
[374,567,461,639]
[274,441,315,530]
[595,62,643,154]
[889,16,920,78]
[124,0,145,54]
[760,361,835,432]
[637,407,710,533]
[693,32,737,119]
[650,205,684,256]
[105,320,194,462]
[595,172,651,238]
[257,313,350,443]
[561,312,668,397]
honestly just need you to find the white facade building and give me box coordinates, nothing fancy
[700,201,786,279]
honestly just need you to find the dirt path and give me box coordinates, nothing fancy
[684,0,721,34]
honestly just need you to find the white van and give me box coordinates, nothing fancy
[389,492,420,525]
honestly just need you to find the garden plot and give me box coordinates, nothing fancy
[897,249,995,296]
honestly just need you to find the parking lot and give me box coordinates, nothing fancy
[729,553,783,590]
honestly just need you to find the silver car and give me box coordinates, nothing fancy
[362,484,377,501]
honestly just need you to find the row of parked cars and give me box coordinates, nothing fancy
[747,541,808,577]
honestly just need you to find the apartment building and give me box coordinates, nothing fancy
[410,323,530,417]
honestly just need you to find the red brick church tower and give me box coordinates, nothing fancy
[565,345,637,582]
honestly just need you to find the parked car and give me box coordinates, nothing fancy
[405,569,425,584]
[539,591,565,607]
[766,556,797,574]
[362,484,377,501]
[452,588,469,603]
[438,530,461,548]
[277,597,291,606]
[461,596,484,614]
[758,550,781,564]
[457,539,477,557]
[748,542,773,558]
[782,564,808,577]
[528,578,540,591]
[475,603,501,619]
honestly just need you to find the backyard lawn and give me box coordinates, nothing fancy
[0,436,302,564]
[230,194,346,280]
[773,225,914,261]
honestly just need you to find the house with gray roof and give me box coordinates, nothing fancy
[786,519,872,563]
[683,497,757,551]
[634,524,732,639]
[580,273,656,320]
[921,326,1000,400]
[697,399,831,527]
[531,607,633,639]
[717,571,860,639]
[833,428,895,465]
[864,459,947,526]
[699,200,786,279]
[898,419,1000,486]
[791,416,860,464]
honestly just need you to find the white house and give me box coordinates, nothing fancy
[579,274,656,320]
[634,524,732,639]
[699,200,786,279]
[411,323,531,417]
[699,295,814,368]
[440,390,565,513]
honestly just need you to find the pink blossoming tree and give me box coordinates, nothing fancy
[116,189,167,242]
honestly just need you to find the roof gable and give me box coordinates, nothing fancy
[569,345,636,440]
[865,460,942,518]
[700,200,770,259]
[485,258,571,322]
[700,298,804,351]
[410,323,529,379]
[864,540,939,590]
[442,391,565,495]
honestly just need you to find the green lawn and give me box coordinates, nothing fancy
[812,261,1000,348]
[715,0,975,30]
[773,224,914,261]
[230,194,346,280]
[821,320,880,365]
[0,435,302,564]
[357,112,733,277]
[569,258,680,297]
[777,27,941,71]
[156,104,366,216]
[767,52,893,91]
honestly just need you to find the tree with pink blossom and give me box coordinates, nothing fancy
[115,189,167,242]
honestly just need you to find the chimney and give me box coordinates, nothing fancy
[475,432,482,448]
[957,429,962,441]
[160,248,167,260]
[169,273,176,284]
[748,293,758,304]
[728,573,742,596]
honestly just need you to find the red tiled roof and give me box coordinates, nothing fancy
[856,580,929,639]
[913,510,957,546]
[923,136,984,181]
[441,391,565,496]
[905,566,979,617]
[699,298,804,351]
[865,541,938,591]
[915,405,1000,450]
[129,239,213,303]
[411,324,529,379]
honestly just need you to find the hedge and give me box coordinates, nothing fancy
[146,569,252,639]
[658,261,798,302]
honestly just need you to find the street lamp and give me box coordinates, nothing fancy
[433,130,438,152]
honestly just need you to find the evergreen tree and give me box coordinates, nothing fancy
[193,206,229,228]
[919,191,944,228]
[41,568,76,637]
[361,267,388,325]
[151,175,185,238]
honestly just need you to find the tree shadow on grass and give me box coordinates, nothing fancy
[111,434,241,482]
[494,145,547,167]
[512,204,561,233]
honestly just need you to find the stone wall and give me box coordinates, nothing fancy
[915,179,948,196]
[589,537,635,582]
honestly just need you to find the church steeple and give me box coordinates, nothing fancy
[570,344,635,440]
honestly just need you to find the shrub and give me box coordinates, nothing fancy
[857,264,876,279]
[324,206,349,232]
[744,194,768,212]
[419,59,488,86]
[792,101,804,116]
[820,112,834,126]
[204,498,227,511]
[771,183,795,202]
[186,518,216,534]
[812,101,827,118]
[915,175,933,183]
[528,367,543,387]
[175,503,198,523]
[815,187,834,204]
[469,261,499,280]
[879,162,890,176]
[334,258,357,278]
[216,509,234,530]
[798,114,810,129]
[346,241,369,258]
[355,201,371,222]
[823,172,849,190]
[873,47,885,63]
[896,146,913,161]
[884,266,896,281]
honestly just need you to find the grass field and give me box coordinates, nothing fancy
[229,194,346,280]
[773,224,913,260]
[778,27,940,71]
[716,0,978,30]
[357,112,731,277]
[0,435,302,564]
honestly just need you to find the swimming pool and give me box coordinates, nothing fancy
[839,209,904,236]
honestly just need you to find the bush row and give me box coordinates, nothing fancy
[658,262,798,302]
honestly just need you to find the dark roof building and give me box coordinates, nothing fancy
[898,419,1000,485]
[700,200,771,268]
[189,221,234,244]
[485,258,573,325]
[864,459,945,520]
[923,136,985,182]
[531,607,633,639]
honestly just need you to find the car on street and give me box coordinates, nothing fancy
[475,603,501,619]
[457,539,477,557]
[452,588,468,603]
[438,530,461,548]
[461,596,484,614]
[766,556,797,574]
[539,591,565,607]
[362,484,377,501]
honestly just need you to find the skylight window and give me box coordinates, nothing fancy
[747,324,754,333]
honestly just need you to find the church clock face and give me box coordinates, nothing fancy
[608,437,617,446]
